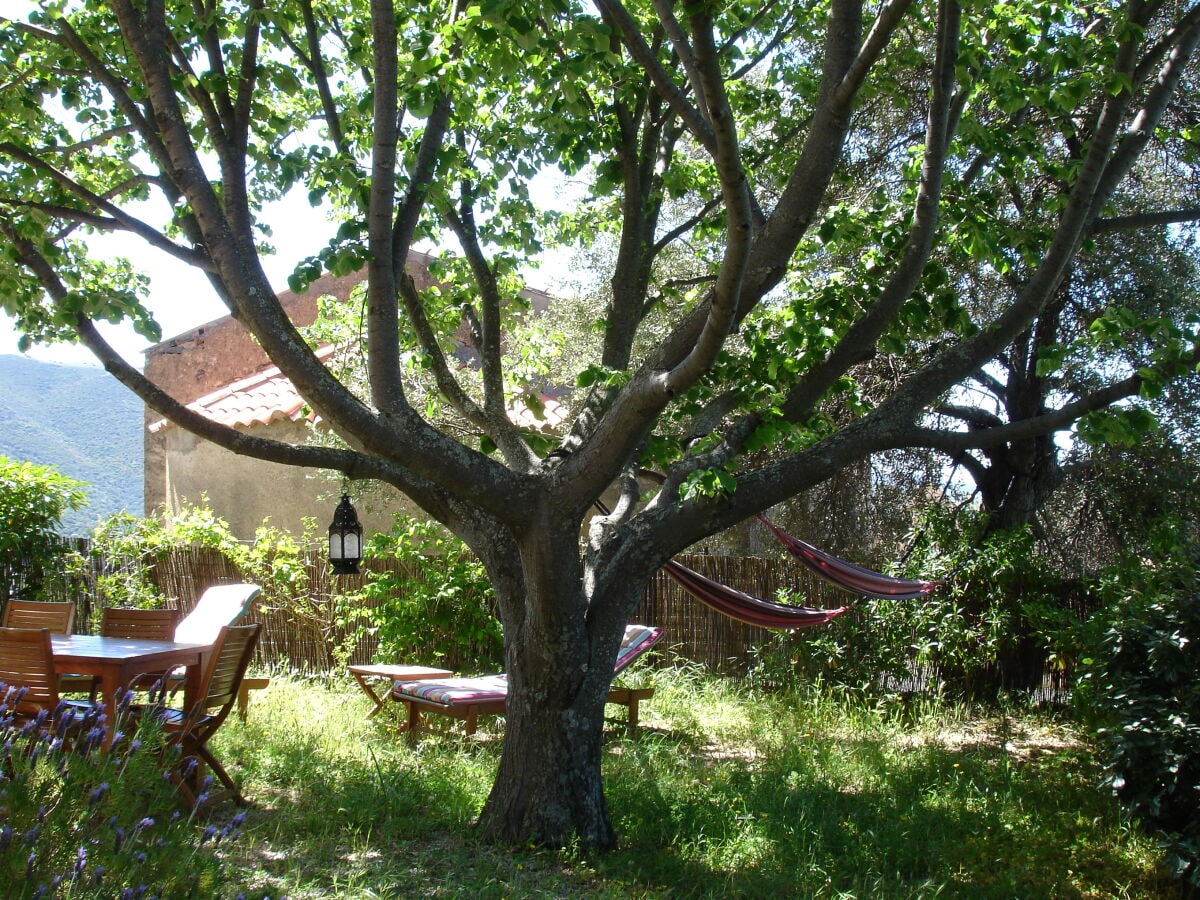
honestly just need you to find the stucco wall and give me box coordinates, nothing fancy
[143,267,405,539]
[142,271,348,523]
[155,419,416,540]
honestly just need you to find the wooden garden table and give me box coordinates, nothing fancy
[50,634,209,747]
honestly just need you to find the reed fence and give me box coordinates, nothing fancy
[150,548,824,673]
[6,544,830,674]
[5,544,1074,701]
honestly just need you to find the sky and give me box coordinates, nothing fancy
[1,190,337,369]
[0,1,589,370]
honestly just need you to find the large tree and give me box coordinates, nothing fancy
[935,225,1200,532]
[3,0,1200,847]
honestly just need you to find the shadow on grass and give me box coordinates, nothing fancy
[201,679,1172,899]
[600,724,1173,898]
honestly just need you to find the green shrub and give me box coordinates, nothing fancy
[748,508,1084,700]
[0,456,87,603]
[354,516,502,672]
[1082,582,1200,891]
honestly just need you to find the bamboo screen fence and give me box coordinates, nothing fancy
[5,544,1076,700]
[13,546,842,675]
[148,549,844,674]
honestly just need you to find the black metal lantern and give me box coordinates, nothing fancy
[327,493,363,575]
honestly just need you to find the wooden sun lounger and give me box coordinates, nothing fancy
[389,625,662,736]
[394,682,656,735]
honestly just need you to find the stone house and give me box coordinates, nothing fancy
[143,252,563,540]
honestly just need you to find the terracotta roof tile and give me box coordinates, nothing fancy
[149,347,335,433]
[150,345,567,435]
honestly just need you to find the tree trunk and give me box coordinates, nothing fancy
[474,662,616,847]
[979,434,1063,533]
[471,519,643,849]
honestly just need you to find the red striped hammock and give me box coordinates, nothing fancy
[658,517,941,630]
[756,515,944,601]
[662,559,850,630]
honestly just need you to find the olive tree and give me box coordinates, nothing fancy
[2,0,1199,847]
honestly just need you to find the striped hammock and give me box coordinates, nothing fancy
[658,517,941,630]
[662,559,850,630]
[756,515,944,601]
[595,499,940,630]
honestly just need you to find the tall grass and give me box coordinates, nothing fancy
[199,663,1174,899]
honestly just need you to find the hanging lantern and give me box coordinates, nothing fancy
[327,493,363,575]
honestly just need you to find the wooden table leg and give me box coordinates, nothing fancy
[351,670,388,717]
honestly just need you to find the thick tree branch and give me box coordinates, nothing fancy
[878,17,1145,423]
[933,403,1005,430]
[1092,9,1200,213]
[444,200,539,471]
[736,0,877,304]
[106,0,512,509]
[1091,206,1200,233]
[662,5,754,397]
[231,0,264,174]
[779,0,960,423]
[596,0,717,153]
[834,0,917,108]
[894,376,1144,451]
[363,0,407,416]
[650,0,710,124]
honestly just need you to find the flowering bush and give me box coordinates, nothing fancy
[0,685,272,899]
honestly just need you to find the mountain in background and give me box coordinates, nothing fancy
[0,354,143,536]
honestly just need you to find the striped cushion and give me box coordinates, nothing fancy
[391,624,662,708]
[614,625,662,673]
[393,674,508,706]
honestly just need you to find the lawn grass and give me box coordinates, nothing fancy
[204,664,1174,898]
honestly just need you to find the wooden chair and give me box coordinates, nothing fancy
[0,626,95,733]
[174,584,261,644]
[134,623,262,808]
[3,600,93,695]
[101,606,180,641]
[87,607,183,698]
[2,599,75,633]
[137,584,264,703]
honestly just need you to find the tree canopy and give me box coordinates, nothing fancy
[2,0,1200,847]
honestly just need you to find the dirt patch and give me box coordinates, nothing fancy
[897,715,1085,761]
